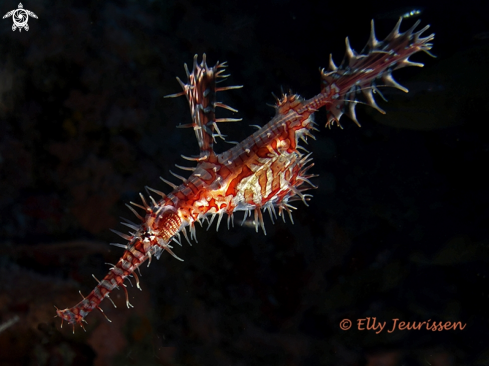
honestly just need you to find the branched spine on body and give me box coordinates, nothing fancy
[56,19,435,332]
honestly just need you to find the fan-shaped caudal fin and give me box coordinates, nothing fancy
[165,54,243,160]
[319,18,435,128]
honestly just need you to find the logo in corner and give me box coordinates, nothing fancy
[3,3,37,32]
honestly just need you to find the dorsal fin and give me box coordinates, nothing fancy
[165,54,242,160]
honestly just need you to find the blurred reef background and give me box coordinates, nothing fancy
[0,0,489,365]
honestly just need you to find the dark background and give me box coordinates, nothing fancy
[0,0,488,365]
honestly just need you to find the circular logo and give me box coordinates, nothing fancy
[339,319,352,330]
[12,9,28,28]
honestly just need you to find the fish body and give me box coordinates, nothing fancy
[56,19,435,331]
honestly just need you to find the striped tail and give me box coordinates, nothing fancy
[319,18,435,127]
